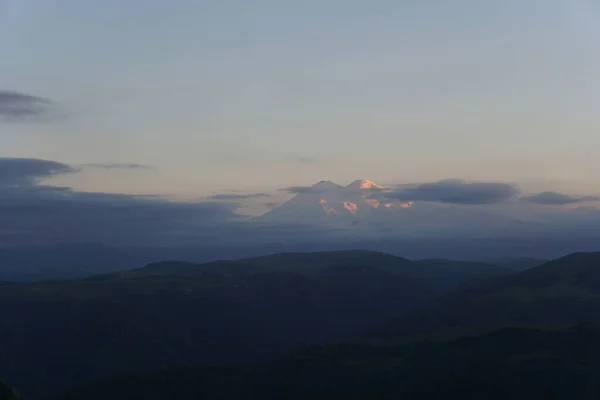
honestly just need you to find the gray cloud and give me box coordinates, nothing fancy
[0,192,237,246]
[377,179,519,205]
[0,158,77,185]
[2,162,600,252]
[0,158,238,246]
[295,156,321,165]
[83,163,154,170]
[207,193,270,201]
[0,90,54,120]
[522,191,600,205]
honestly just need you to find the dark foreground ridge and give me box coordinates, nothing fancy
[0,380,24,400]
[1,250,513,397]
[377,252,600,338]
[53,324,600,400]
[0,250,592,399]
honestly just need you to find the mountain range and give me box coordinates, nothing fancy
[46,251,600,400]
[6,250,600,399]
[0,250,517,397]
[376,251,600,339]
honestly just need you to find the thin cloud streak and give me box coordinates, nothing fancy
[0,90,55,121]
[82,163,154,170]
[207,193,270,201]
[522,191,600,205]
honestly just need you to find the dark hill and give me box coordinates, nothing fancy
[0,380,24,400]
[135,250,513,293]
[377,252,600,338]
[54,324,600,400]
[493,257,547,271]
[0,250,514,396]
[0,251,442,398]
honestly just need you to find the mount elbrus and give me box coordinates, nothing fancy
[258,180,413,224]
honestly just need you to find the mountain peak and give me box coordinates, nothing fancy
[312,180,342,189]
[257,178,406,222]
[347,179,384,190]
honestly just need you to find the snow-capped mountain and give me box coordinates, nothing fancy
[257,179,413,225]
[345,179,384,191]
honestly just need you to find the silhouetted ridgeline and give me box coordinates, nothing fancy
[377,252,600,338]
[0,242,546,282]
[0,250,595,399]
[1,250,512,397]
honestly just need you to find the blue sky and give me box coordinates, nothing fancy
[1,0,600,199]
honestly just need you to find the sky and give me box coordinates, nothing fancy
[1,0,600,250]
